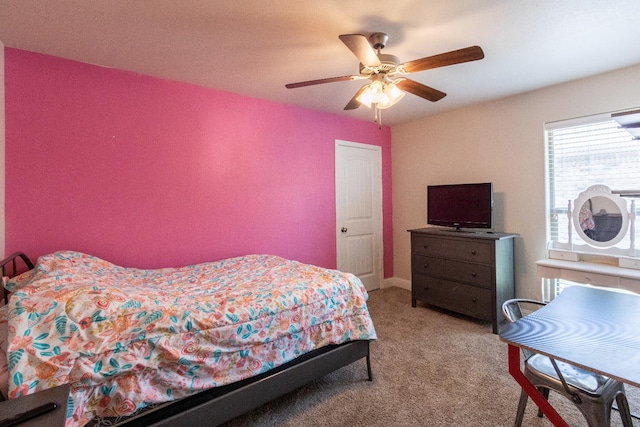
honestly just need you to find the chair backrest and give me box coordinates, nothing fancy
[502,298,546,323]
[502,298,547,359]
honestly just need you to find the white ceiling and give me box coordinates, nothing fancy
[2,0,640,126]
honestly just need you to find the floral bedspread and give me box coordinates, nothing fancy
[2,251,376,427]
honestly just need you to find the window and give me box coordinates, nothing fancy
[546,117,640,246]
[545,110,640,297]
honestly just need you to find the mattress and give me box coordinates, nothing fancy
[2,251,377,427]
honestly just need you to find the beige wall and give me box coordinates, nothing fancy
[392,63,640,299]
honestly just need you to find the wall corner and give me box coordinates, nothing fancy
[1,42,5,258]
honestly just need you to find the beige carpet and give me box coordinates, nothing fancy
[221,287,638,426]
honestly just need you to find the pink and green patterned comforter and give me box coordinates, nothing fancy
[1,251,376,427]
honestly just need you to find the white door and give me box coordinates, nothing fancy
[335,140,383,291]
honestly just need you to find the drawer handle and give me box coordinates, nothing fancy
[423,263,428,269]
[472,297,477,303]
[471,250,476,255]
[423,245,428,249]
[471,272,477,277]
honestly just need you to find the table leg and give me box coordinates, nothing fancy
[507,344,569,427]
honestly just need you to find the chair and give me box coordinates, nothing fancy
[502,298,633,427]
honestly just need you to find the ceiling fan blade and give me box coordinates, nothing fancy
[285,75,360,89]
[401,46,485,73]
[339,34,381,67]
[344,86,368,110]
[396,79,446,102]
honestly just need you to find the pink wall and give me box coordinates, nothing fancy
[4,48,393,276]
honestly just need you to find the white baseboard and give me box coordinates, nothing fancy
[382,277,411,291]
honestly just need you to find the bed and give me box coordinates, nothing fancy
[0,250,376,427]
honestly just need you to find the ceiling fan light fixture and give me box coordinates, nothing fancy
[377,82,405,109]
[355,84,373,108]
[356,80,384,108]
[356,80,405,110]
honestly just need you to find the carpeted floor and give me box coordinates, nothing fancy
[221,287,638,426]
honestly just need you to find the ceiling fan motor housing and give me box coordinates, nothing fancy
[359,53,400,75]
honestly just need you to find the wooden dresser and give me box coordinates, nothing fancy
[409,228,518,333]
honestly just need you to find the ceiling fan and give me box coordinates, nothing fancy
[285,33,484,125]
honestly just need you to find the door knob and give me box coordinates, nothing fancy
[341,227,348,233]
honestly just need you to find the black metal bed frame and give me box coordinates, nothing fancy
[0,251,373,426]
[120,340,372,426]
[1,251,34,305]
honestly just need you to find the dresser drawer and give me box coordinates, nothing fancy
[413,275,492,321]
[412,235,493,264]
[561,269,616,287]
[413,254,494,289]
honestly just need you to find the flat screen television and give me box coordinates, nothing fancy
[427,182,494,230]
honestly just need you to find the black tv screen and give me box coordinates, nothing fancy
[427,183,493,229]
